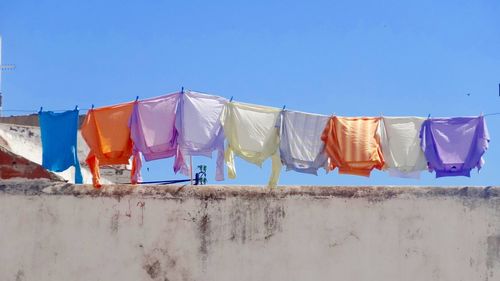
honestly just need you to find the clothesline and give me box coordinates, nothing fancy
[484,112,500,117]
[4,108,500,117]
[2,108,92,113]
[121,179,191,185]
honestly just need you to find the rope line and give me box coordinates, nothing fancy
[3,109,500,118]
[1,108,92,113]
[3,108,500,116]
[118,179,191,185]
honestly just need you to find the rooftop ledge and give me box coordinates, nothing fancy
[0,179,498,202]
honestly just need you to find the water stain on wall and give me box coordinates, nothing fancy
[142,246,192,281]
[36,202,58,225]
[15,269,24,281]
[264,203,286,240]
[228,199,286,243]
[143,260,161,279]
[328,231,360,248]
[487,235,500,271]
[198,213,210,257]
[110,211,120,234]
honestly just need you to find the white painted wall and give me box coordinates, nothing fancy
[0,123,130,184]
[0,181,499,281]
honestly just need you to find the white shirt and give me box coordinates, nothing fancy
[380,117,427,178]
[176,91,227,181]
[280,110,329,175]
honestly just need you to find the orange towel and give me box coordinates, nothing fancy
[321,116,384,177]
[81,102,139,187]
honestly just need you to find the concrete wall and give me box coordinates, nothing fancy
[0,180,499,281]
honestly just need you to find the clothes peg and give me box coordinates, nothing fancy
[135,96,139,102]
[181,87,184,94]
[39,107,43,113]
[282,105,286,111]
[427,114,431,119]
[229,96,233,102]
[75,105,79,111]
[91,104,94,110]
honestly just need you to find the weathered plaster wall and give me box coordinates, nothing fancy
[0,180,499,281]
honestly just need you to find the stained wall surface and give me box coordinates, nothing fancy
[0,180,499,281]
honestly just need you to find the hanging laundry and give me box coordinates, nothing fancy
[380,117,427,179]
[420,116,489,178]
[81,102,140,187]
[280,110,330,175]
[321,117,384,177]
[176,91,227,181]
[39,109,83,184]
[220,101,282,187]
[129,93,186,178]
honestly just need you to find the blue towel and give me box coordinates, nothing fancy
[39,109,83,183]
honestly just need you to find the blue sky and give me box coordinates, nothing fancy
[1,0,500,186]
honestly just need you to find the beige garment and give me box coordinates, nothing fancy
[220,101,282,187]
[380,117,427,178]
